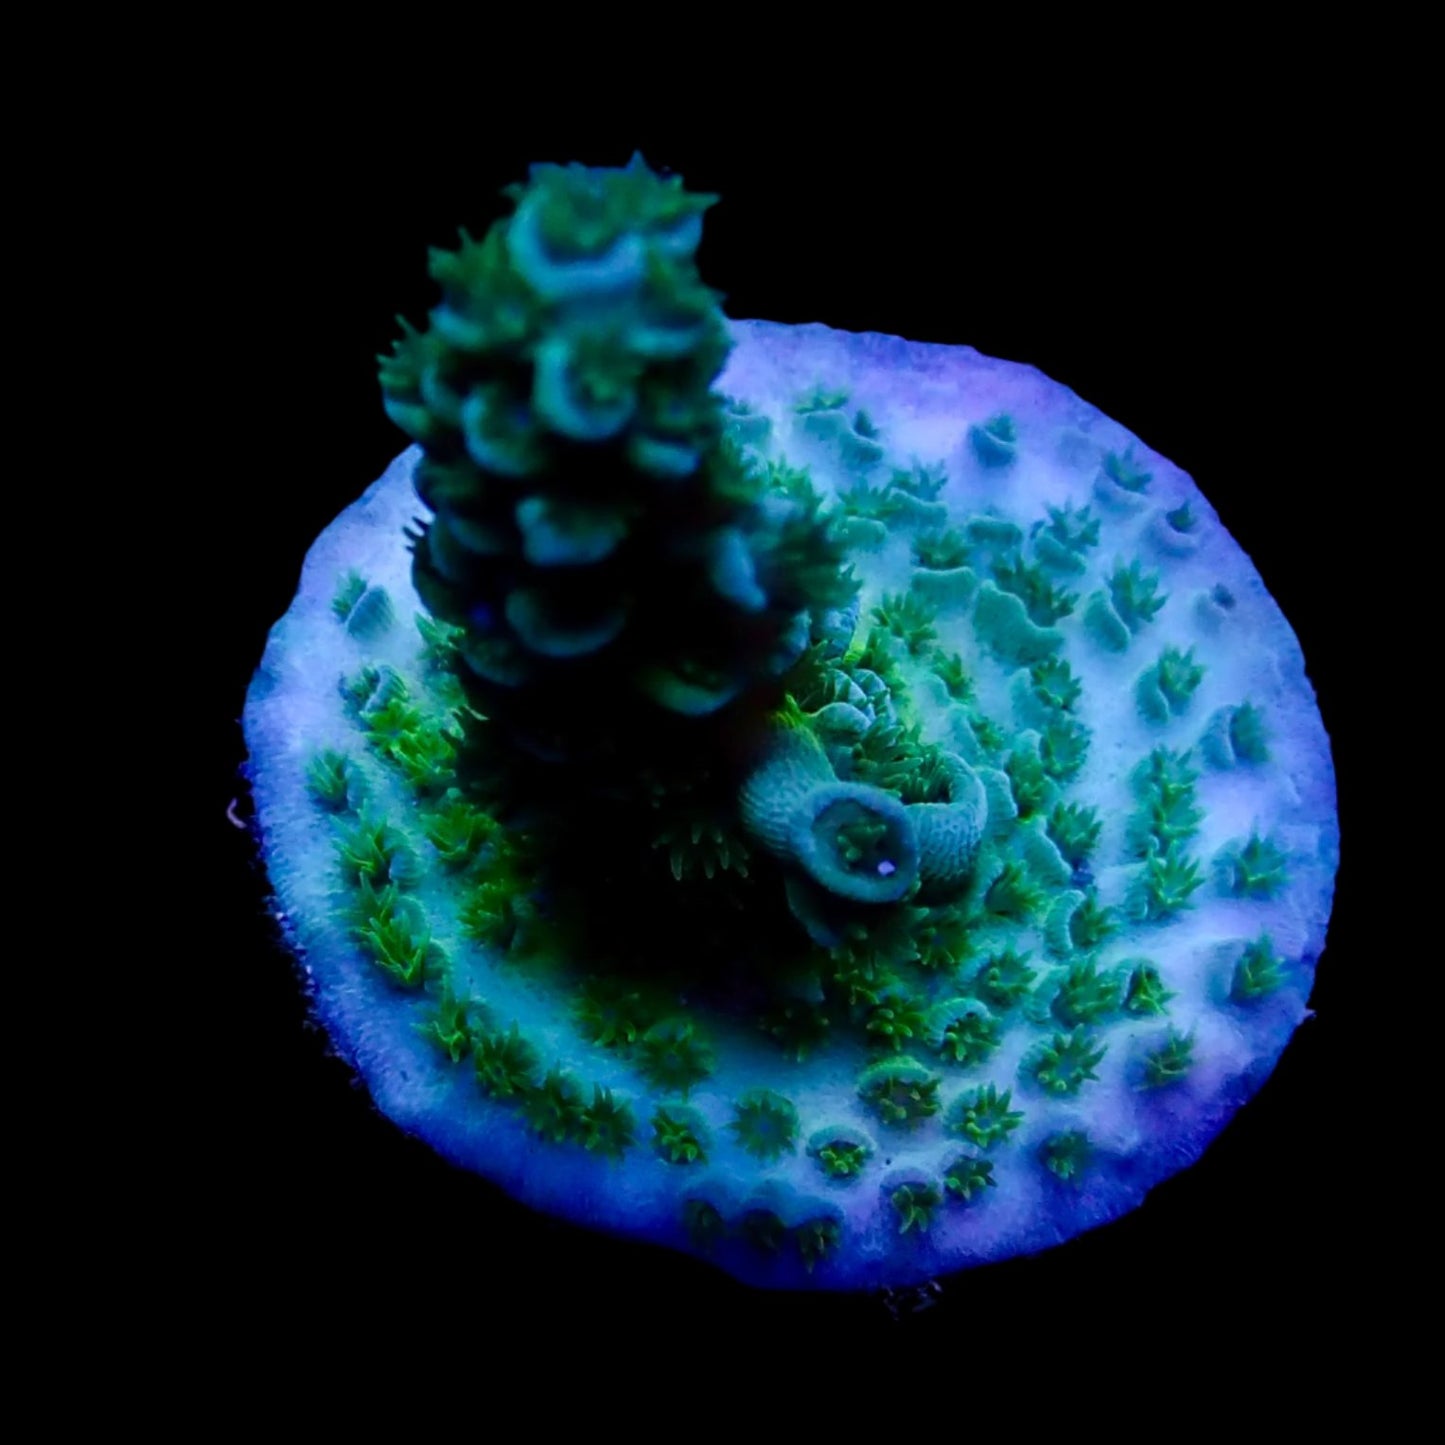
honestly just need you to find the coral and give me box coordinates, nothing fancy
[858,1058,943,1125]
[1046,802,1102,869]
[1028,1031,1108,1096]
[651,1105,708,1164]
[730,1089,800,1159]
[578,1086,636,1159]
[1039,1130,1092,1182]
[1137,646,1206,724]
[520,1067,587,1142]
[1108,560,1168,632]
[974,945,1038,1010]
[1216,833,1289,899]
[759,997,832,1061]
[1231,935,1289,1003]
[933,999,1002,1067]
[943,1155,996,1202]
[1050,959,1123,1027]
[306,749,365,814]
[1100,447,1152,494]
[891,1181,943,1233]
[417,988,478,1063]
[1131,842,1205,921]
[1141,1030,1196,1088]
[1029,656,1082,713]
[637,1018,714,1096]
[473,1022,541,1099]
[810,1130,871,1180]
[948,1084,1023,1149]
[1122,961,1176,1016]
[795,1217,842,1273]
[243,157,1338,1293]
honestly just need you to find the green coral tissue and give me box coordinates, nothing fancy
[243,157,1338,1291]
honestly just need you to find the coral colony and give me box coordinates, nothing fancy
[244,157,1338,1290]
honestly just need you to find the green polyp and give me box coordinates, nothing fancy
[1203,702,1272,768]
[795,384,850,415]
[1141,1030,1196,1088]
[974,945,1038,1010]
[730,1089,800,1160]
[810,1129,872,1181]
[944,1155,996,1202]
[1048,892,1118,957]
[638,1018,714,1096]
[1005,745,1053,820]
[1034,502,1099,568]
[891,1181,943,1233]
[1046,802,1102,869]
[948,1084,1023,1149]
[578,1085,636,1159]
[796,1217,843,1272]
[1138,646,1206,723]
[332,571,395,640]
[421,793,496,868]
[1229,703,1271,762]
[1122,961,1175,1016]
[1217,833,1289,898]
[473,1021,541,1099]
[933,999,1001,1067]
[335,817,418,891]
[520,1068,587,1142]
[1108,560,1168,632]
[839,410,885,467]
[1038,716,1090,783]
[873,591,939,656]
[1028,1031,1107,1096]
[858,1058,943,1125]
[982,860,1044,922]
[652,1105,708,1165]
[306,749,365,814]
[1131,842,1204,921]
[1050,958,1123,1028]
[913,527,972,571]
[1231,935,1288,1002]
[929,649,975,703]
[1101,446,1152,493]
[354,892,440,988]
[992,556,1079,627]
[1029,656,1082,713]
[417,988,479,1064]
[573,975,659,1051]
[758,997,832,1061]
[1039,1130,1091,1182]
[863,987,930,1053]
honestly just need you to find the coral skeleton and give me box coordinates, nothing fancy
[244,156,1338,1290]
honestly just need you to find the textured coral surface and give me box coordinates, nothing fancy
[245,318,1337,1290]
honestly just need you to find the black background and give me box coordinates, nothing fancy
[203,100,1366,1354]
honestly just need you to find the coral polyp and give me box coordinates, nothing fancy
[243,155,1338,1292]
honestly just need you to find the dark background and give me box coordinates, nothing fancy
[203,105,1364,1351]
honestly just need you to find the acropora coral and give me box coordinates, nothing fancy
[243,155,1339,1291]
